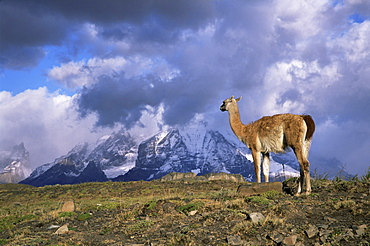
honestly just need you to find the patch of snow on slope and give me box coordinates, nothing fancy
[103,163,136,179]
[269,158,300,180]
[191,168,201,175]
[180,121,207,154]
[103,151,137,178]
[236,149,253,162]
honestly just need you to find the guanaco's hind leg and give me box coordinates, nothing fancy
[293,147,311,195]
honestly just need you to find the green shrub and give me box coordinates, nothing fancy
[145,200,157,210]
[361,167,370,182]
[58,212,76,218]
[126,220,154,233]
[245,196,271,205]
[77,212,92,221]
[260,190,282,199]
[176,201,205,215]
[0,214,38,232]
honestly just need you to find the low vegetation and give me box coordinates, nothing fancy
[0,170,369,245]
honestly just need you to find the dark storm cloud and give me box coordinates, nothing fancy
[75,71,226,128]
[75,75,165,128]
[68,1,274,129]
[40,0,215,28]
[0,1,68,69]
[0,0,214,69]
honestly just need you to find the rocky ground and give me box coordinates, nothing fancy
[0,174,369,246]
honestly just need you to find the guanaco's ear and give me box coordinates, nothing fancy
[235,96,242,102]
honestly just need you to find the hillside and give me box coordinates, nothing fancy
[0,173,369,246]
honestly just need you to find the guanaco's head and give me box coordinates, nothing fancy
[220,96,242,112]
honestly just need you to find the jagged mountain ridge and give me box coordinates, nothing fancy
[0,143,31,183]
[20,131,137,186]
[113,129,256,182]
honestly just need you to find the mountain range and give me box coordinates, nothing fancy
[0,143,31,183]
[5,123,350,187]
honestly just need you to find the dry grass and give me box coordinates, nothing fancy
[0,174,369,245]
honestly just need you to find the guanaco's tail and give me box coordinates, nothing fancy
[302,115,315,141]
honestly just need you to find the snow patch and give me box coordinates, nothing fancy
[269,158,300,179]
[103,163,136,178]
[191,169,201,175]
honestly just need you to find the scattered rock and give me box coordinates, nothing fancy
[353,224,367,236]
[305,225,319,238]
[282,177,299,195]
[47,225,60,230]
[54,224,68,235]
[282,235,297,245]
[237,182,282,196]
[343,228,354,238]
[61,200,75,212]
[227,235,244,245]
[324,216,338,224]
[269,233,284,243]
[317,224,329,230]
[188,210,198,216]
[248,212,265,224]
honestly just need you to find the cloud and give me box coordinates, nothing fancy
[48,56,179,89]
[312,119,370,175]
[0,1,68,69]
[0,0,215,70]
[0,88,117,168]
[1,0,370,175]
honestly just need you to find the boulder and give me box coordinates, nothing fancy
[248,212,265,224]
[54,224,69,235]
[282,235,297,245]
[159,172,196,181]
[227,235,244,245]
[61,201,75,212]
[305,225,319,238]
[202,173,245,182]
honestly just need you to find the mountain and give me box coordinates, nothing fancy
[88,131,137,178]
[20,131,137,187]
[309,156,354,179]
[0,143,31,183]
[113,128,256,182]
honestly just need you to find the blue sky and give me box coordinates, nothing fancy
[1,0,369,175]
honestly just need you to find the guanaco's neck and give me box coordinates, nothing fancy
[227,104,245,138]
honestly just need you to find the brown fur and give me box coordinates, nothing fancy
[302,115,315,141]
[220,96,315,195]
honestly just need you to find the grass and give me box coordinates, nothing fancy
[145,200,158,210]
[0,214,38,232]
[58,212,76,218]
[260,190,283,199]
[333,199,356,210]
[0,170,369,245]
[176,201,205,215]
[76,212,92,221]
[245,196,271,205]
[125,219,154,233]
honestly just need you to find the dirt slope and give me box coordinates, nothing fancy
[0,177,369,245]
